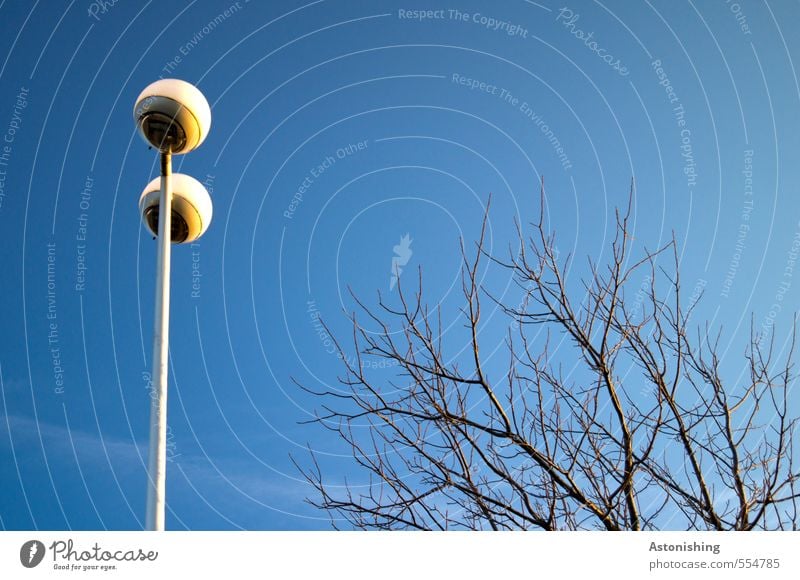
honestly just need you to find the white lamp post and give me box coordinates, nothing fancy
[133,79,213,531]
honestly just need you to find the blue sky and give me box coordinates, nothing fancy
[1,0,799,530]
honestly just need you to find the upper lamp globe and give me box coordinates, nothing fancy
[133,79,211,154]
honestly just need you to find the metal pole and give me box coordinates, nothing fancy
[146,150,172,531]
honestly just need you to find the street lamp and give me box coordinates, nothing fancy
[133,79,213,531]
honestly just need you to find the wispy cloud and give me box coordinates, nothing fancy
[2,414,320,528]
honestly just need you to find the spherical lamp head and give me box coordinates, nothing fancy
[133,79,211,154]
[139,174,213,243]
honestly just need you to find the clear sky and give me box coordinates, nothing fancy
[0,0,799,530]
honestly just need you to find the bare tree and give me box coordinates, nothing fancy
[297,186,800,530]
